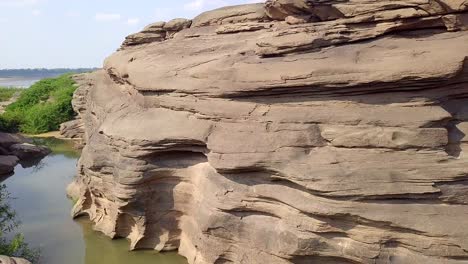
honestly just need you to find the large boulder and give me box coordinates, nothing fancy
[164,18,192,31]
[60,119,84,139]
[0,256,31,264]
[0,133,24,149]
[0,156,19,175]
[9,143,51,160]
[191,3,268,27]
[0,132,51,175]
[69,1,468,264]
[122,18,193,47]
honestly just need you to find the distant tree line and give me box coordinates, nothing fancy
[0,68,98,78]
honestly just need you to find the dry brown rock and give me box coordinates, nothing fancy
[60,119,84,139]
[69,1,468,263]
[0,256,31,264]
[215,22,273,34]
[0,132,50,175]
[0,156,19,175]
[0,133,24,148]
[284,15,311,24]
[192,3,268,27]
[122,18,193,47]
[164,18,192,31]
[9,143,51,160]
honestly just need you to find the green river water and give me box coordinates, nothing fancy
[1,138,187,264]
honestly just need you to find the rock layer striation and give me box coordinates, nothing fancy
[69,1,468,263]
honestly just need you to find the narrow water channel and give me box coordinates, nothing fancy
[1,138,187,264]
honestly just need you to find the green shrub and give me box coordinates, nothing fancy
[0,114,21,133]
[0,88,21,102]
[1,74,77,134]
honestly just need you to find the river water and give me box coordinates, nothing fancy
[1,138,187,264]
[0,77,40,88]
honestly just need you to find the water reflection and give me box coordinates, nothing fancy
[1,138,187,264]
[77,218,184,264]
[30,137,81,159]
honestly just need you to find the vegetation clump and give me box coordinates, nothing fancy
[0,74,77,134]
[0,87,21,102]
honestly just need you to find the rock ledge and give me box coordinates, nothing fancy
[70,1,468,263]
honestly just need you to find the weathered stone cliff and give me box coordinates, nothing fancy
[68,0,468,263]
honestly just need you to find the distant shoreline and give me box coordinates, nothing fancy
[0,68,98,79]
[0,68,98,88]
[0,77,41,88]
[0,76,41,81]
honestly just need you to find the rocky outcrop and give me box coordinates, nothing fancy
[60,119,84,139]
[191,3,268,27]
[0,155,19,175]
[0,256,31,264]
[9,143,50,160]
[69,1,468,263]
[0,133,50,175]
[122,18,192,47]
[58,76,88,148]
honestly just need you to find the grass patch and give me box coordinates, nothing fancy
[0,74,77,134]
[0,87,21,102]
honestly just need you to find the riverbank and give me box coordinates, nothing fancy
[1,137,188,264]
[27,131,63,139]
[0,74,77,134]
[0,78,39,88]
[0,88,21,114]
[0,69,97,88]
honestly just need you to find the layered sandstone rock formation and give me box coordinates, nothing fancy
[60,118,85,148]
[69,1,468,263]
[59,119,84,140]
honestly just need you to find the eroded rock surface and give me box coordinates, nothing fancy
[0,133,50,175]
[0,256,31,264]
[60,119,84,139]
[69,1,468,263]
[10,143,50,160]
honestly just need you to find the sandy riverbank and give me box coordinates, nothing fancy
[26,131,64,138]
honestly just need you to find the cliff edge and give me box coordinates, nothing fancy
[68,1,468,263]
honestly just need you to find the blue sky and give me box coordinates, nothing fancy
[0,0,261,69]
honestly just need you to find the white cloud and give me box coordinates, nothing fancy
[32,9,41,16]
[95,13,121,22]
[0,0,39,7]
[126,18,140,26]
